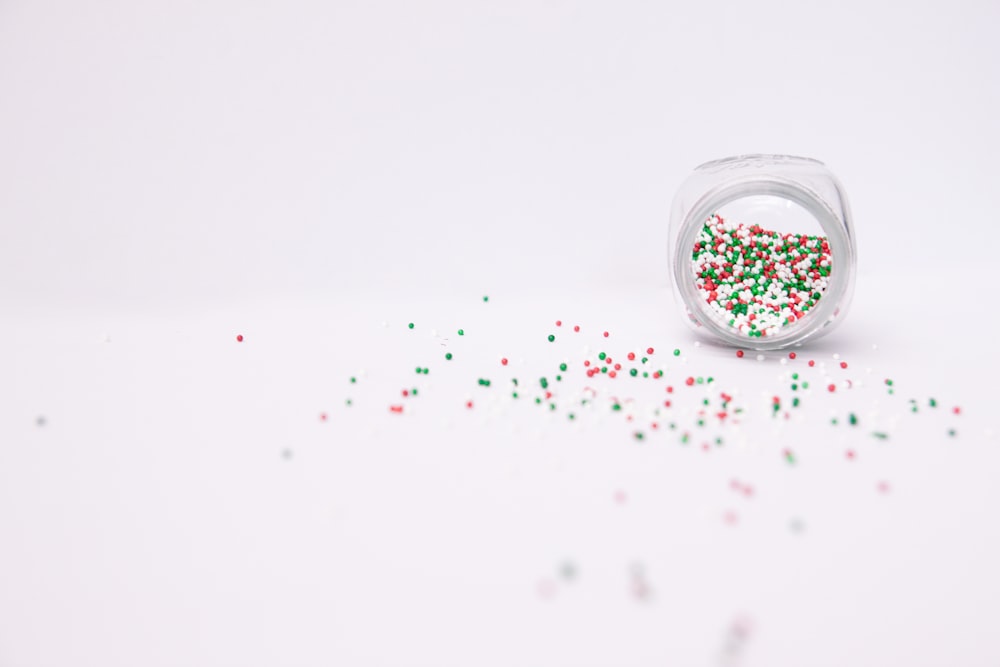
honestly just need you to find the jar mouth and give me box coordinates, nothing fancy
[673,178,854,350]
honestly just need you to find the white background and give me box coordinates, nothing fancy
[2,1,999,666]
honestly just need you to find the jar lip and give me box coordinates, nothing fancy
[694,154,825,171]
[672,177,853,350]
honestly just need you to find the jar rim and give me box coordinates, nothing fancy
[672,177,854,350]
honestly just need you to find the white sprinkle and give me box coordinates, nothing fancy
[756,354,765,362]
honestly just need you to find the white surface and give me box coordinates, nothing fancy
[2,1,999,666]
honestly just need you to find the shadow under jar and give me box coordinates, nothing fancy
[669,155,857,350]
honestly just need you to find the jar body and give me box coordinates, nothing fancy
[669,155,856,350]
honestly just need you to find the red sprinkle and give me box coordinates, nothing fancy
[953,406,962,415]
[614,363,622,371]
[608,370,617,378]
[501,358,508,366]
[627,352,636,361]
[555,320,562,327]
[685,377,695,386]
[827,384,836,392]
[573,325,580,332]
[840,361,848,369]
[390,405,404,413]
[736,350,744,358]
[319,413,328,422]
[236,334,244,342]
[846,450,856,460]
[603,331,609,338]
[808,360,815,367]
[666,386,674,393]
[646,347,654,355]
[664,400,672,407]
[402,389,409,397]
[788,352,796,359]
[584,360,591,367]
[466,400,474,409]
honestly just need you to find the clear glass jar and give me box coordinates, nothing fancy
[669,155,856,350]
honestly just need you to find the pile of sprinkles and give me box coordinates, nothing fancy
[691,214,832,337]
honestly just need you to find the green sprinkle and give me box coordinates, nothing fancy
[408,322,414,329]
[641,357,648,364]
[559,363,567,371]
[568,413,575,420]
[634,431,645,441]
[929,398,937,408]
[612,403,621,411]
[792,397,800,407]
[445,353,453,360]
[345,399,352,406]
[673,349,681,356]
[547,334,555,342]
[630,368,638,377]
[411,388,418,396]
[598,352,606,360]
[483,296,489,302]
[555,375,562,381]
[784,450,796,465]
[872,432,889,440]
[350,377,357,384]
[549,403,556,411]
[848,413,858,426]
[458,329,464,336]
[540,377,548,389]
[535,397,542,404]
[948,428,957,437]
[512,392,518,399]
[642,372,649,378]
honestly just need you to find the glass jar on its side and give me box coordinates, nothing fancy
[669,155,857,350]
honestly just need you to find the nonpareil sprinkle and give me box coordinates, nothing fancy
[692,215,832,338]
